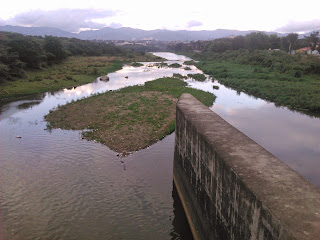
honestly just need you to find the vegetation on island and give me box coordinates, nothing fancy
[187,73,207,81]
[131,62,144,67]
[183,60,196,65]
[172,73,188,80]
[169,63,182,68]
[45,77,215,155]
[0,31,160,100]
[169,31,320,113]
[146,62,168,68]
[172,73,207,82]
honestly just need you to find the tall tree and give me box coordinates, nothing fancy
[232,35,246,50]
[305,31,319,51]
[246,32,270,50]
[44,36,67,63]
[0,46,26,81]
[286,33,298,54]
[269,34,281,49]
[7,36,46,68]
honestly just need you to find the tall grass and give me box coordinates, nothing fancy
[195,50,320,113]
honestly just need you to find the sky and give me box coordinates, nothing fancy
[0,0,319,33]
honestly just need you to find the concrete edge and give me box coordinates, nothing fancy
[174,93,320,240]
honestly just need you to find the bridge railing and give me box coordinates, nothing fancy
[173,93,320,240]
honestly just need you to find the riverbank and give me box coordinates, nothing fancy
[0,54,161,101]
[45,77,215,155]
[185,50,320,113]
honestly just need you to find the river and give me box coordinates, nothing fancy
[0,52,319,240]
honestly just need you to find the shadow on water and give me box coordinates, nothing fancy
[170,182,194,240]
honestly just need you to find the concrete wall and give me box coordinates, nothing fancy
[173,94,320,240]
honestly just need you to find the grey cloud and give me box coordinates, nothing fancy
[276,19,320,33]
[3,8,118,32]
[187,20,203,28]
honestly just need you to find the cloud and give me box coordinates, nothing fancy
[276,19,320,33]
[3,8,118,32]
[187,20,203,28]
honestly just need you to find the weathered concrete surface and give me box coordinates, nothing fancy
[173,93,320,240]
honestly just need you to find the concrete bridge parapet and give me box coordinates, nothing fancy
[173,93,320,240]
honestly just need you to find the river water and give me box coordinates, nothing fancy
[0,52,319,240]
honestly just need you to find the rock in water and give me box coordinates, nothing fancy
[100,75,109,81]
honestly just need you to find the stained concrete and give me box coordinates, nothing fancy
[173,93,320,240]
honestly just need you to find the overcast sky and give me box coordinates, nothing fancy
[0,0,319,33]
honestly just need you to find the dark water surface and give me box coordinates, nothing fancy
[0,52,319,239]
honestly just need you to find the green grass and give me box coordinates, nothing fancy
[187,73,207,81]
[172,73,188,80]
[0,54,161,101]
[169,63,182,68]
[131,62,144,67]
[196,55,320,113]
[119,77,215,106]
[183,60,196,65]
[46,77,215,154]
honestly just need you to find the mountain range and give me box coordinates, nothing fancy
[0,25,293,41]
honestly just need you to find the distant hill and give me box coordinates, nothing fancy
[77,28,260,41]
[0,25,295,41]
[0,25,76,38]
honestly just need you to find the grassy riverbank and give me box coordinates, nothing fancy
[0,53,161,101]
[45,77,215,155]
[194,50,320,113]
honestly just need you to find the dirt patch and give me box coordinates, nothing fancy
[46,91,177,155]
[45,77,215,155]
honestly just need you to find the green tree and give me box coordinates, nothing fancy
[7,36,46,68]
[305,31,319,50]
[207,38,233,53]
[0,46,25,81]
[44,36,67,63]
[269,34,281,49]
[246,32,270,50]
[232,36,246,50]
[286,33,298,54]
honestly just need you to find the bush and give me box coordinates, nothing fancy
[187,73,207,81]
[294,71,302,78]
[66,75,74,80]
[30,76,42,82]
[169,63,182,68]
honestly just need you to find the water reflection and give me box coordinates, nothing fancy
[0,53,200,240]
[170,183,194,240]
[0,52,319,240]
[185,78,320,187]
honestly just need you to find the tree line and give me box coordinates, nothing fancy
[169,31,319,54]
[0,32,127,82]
